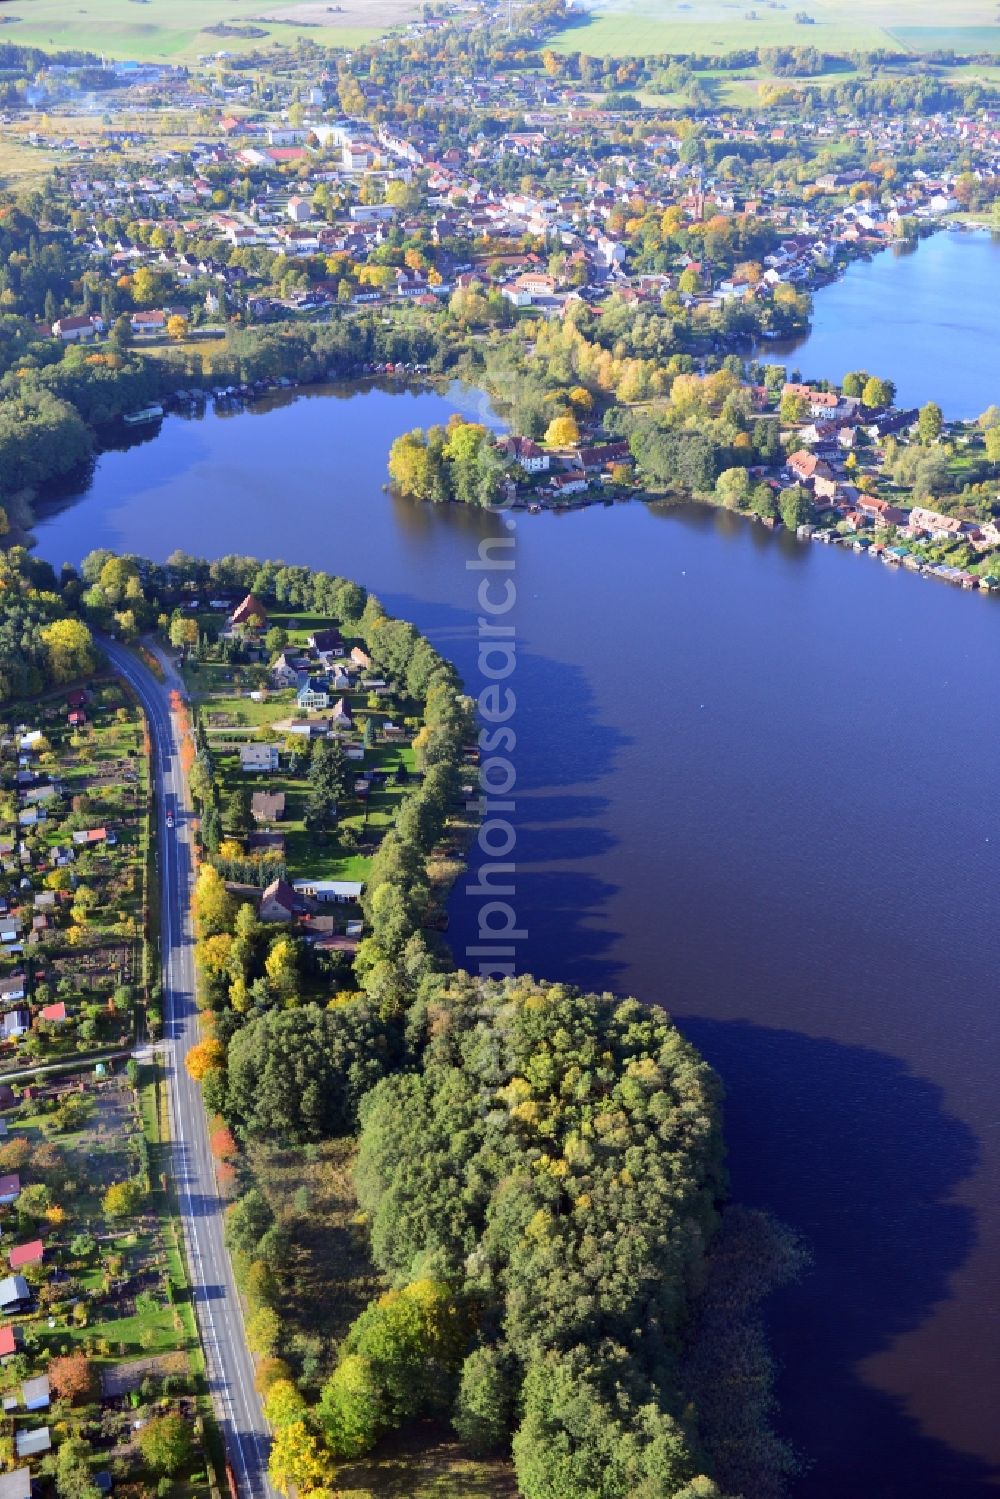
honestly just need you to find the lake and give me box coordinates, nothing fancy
[762,228,1000,418]
[30,267,1000,1496]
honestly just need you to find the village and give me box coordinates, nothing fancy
[0,25,994,343]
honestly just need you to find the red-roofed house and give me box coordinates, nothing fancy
[8,1241,43,1270]
[230,594,268,629]
[39,1003,67,1025]
[0,1324,19,1359]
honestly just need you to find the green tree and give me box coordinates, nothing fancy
[227,786,254,841]
[779,486,812,529]
[137,1413,193,1475]
[715,467,750,510]
[861,376,894,409]
[55,1435,101,1499]
[917,402,943,445]
[452,1347,513,1456]
[305,738,346,829]
[318,1353,383,1458]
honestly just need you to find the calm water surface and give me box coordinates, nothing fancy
[763,229,1000,417]
[32,371,1000,1495]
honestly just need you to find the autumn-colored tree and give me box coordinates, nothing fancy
[264,1378,308,1429]
[246,1305,281,1356]
[199,933,233,975]
[254,1357,293,1397]
[210,1126,237,1161]
[103,1178,144,1219]
[49,1351,96,1404]
[185,1038,225,1082]
[268,1420,336,1497]
[166,314,188,341]
[0,1139,31,1173]
[40,619,96,684]
[192,865,235,937]
[543,414,579,447]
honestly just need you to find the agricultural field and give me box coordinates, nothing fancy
[0,1061,215,1494]
[0,0,412,62]
[0,684,154,1075]
[550,0,1000,56]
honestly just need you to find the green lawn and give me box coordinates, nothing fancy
[549,0,1000,55]
[0,0,398,62]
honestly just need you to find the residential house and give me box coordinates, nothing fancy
[21,1375,49,1411]
[0,977,26,1004]
[308,628,343,656]
[8,1243,43,1272]
[130,310,166,337]
[251,791,285,824]
[907,506,967,540]
[15,1428,50,1459]
[259,878,301,923]
[498,435,549,473]
[549,473,588,496]
[52,314,102,342]
[0,1277,30,1312]
[230,594,268,629]
[0,1468,30,1499]
[72,828,108,847]
[270,652,300,687]
[0,1177,20,1206]
[330,698,354,731]
[38,1003,67,1025]
[239,744,280,774]
[286,195,312,222]
[296,678,330,712]
[0,1326,21,1362]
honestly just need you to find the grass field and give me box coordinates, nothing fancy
[0,0,412,62]
[551,0,1000,56]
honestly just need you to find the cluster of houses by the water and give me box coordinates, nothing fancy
[772,393,1000,588]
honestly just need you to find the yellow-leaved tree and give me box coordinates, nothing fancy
[184,1038,225,1082]
[40,618,95,684]
[543,414,579,447]
[268,1420,336,1496]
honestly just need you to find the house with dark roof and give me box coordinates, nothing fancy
[0,1277,31,1312]
[251,791,285,824]
[259,878,301,923]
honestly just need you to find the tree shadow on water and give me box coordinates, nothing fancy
[679,1016,995,1499]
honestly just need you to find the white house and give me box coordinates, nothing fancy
[239,744,279,773]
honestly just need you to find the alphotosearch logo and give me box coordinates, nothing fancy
[464,519,524,977]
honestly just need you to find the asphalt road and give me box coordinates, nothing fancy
[103,638,272,1498]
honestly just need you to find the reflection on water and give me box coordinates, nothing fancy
[31,380,1000,1497]
[760,231,1000,417]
